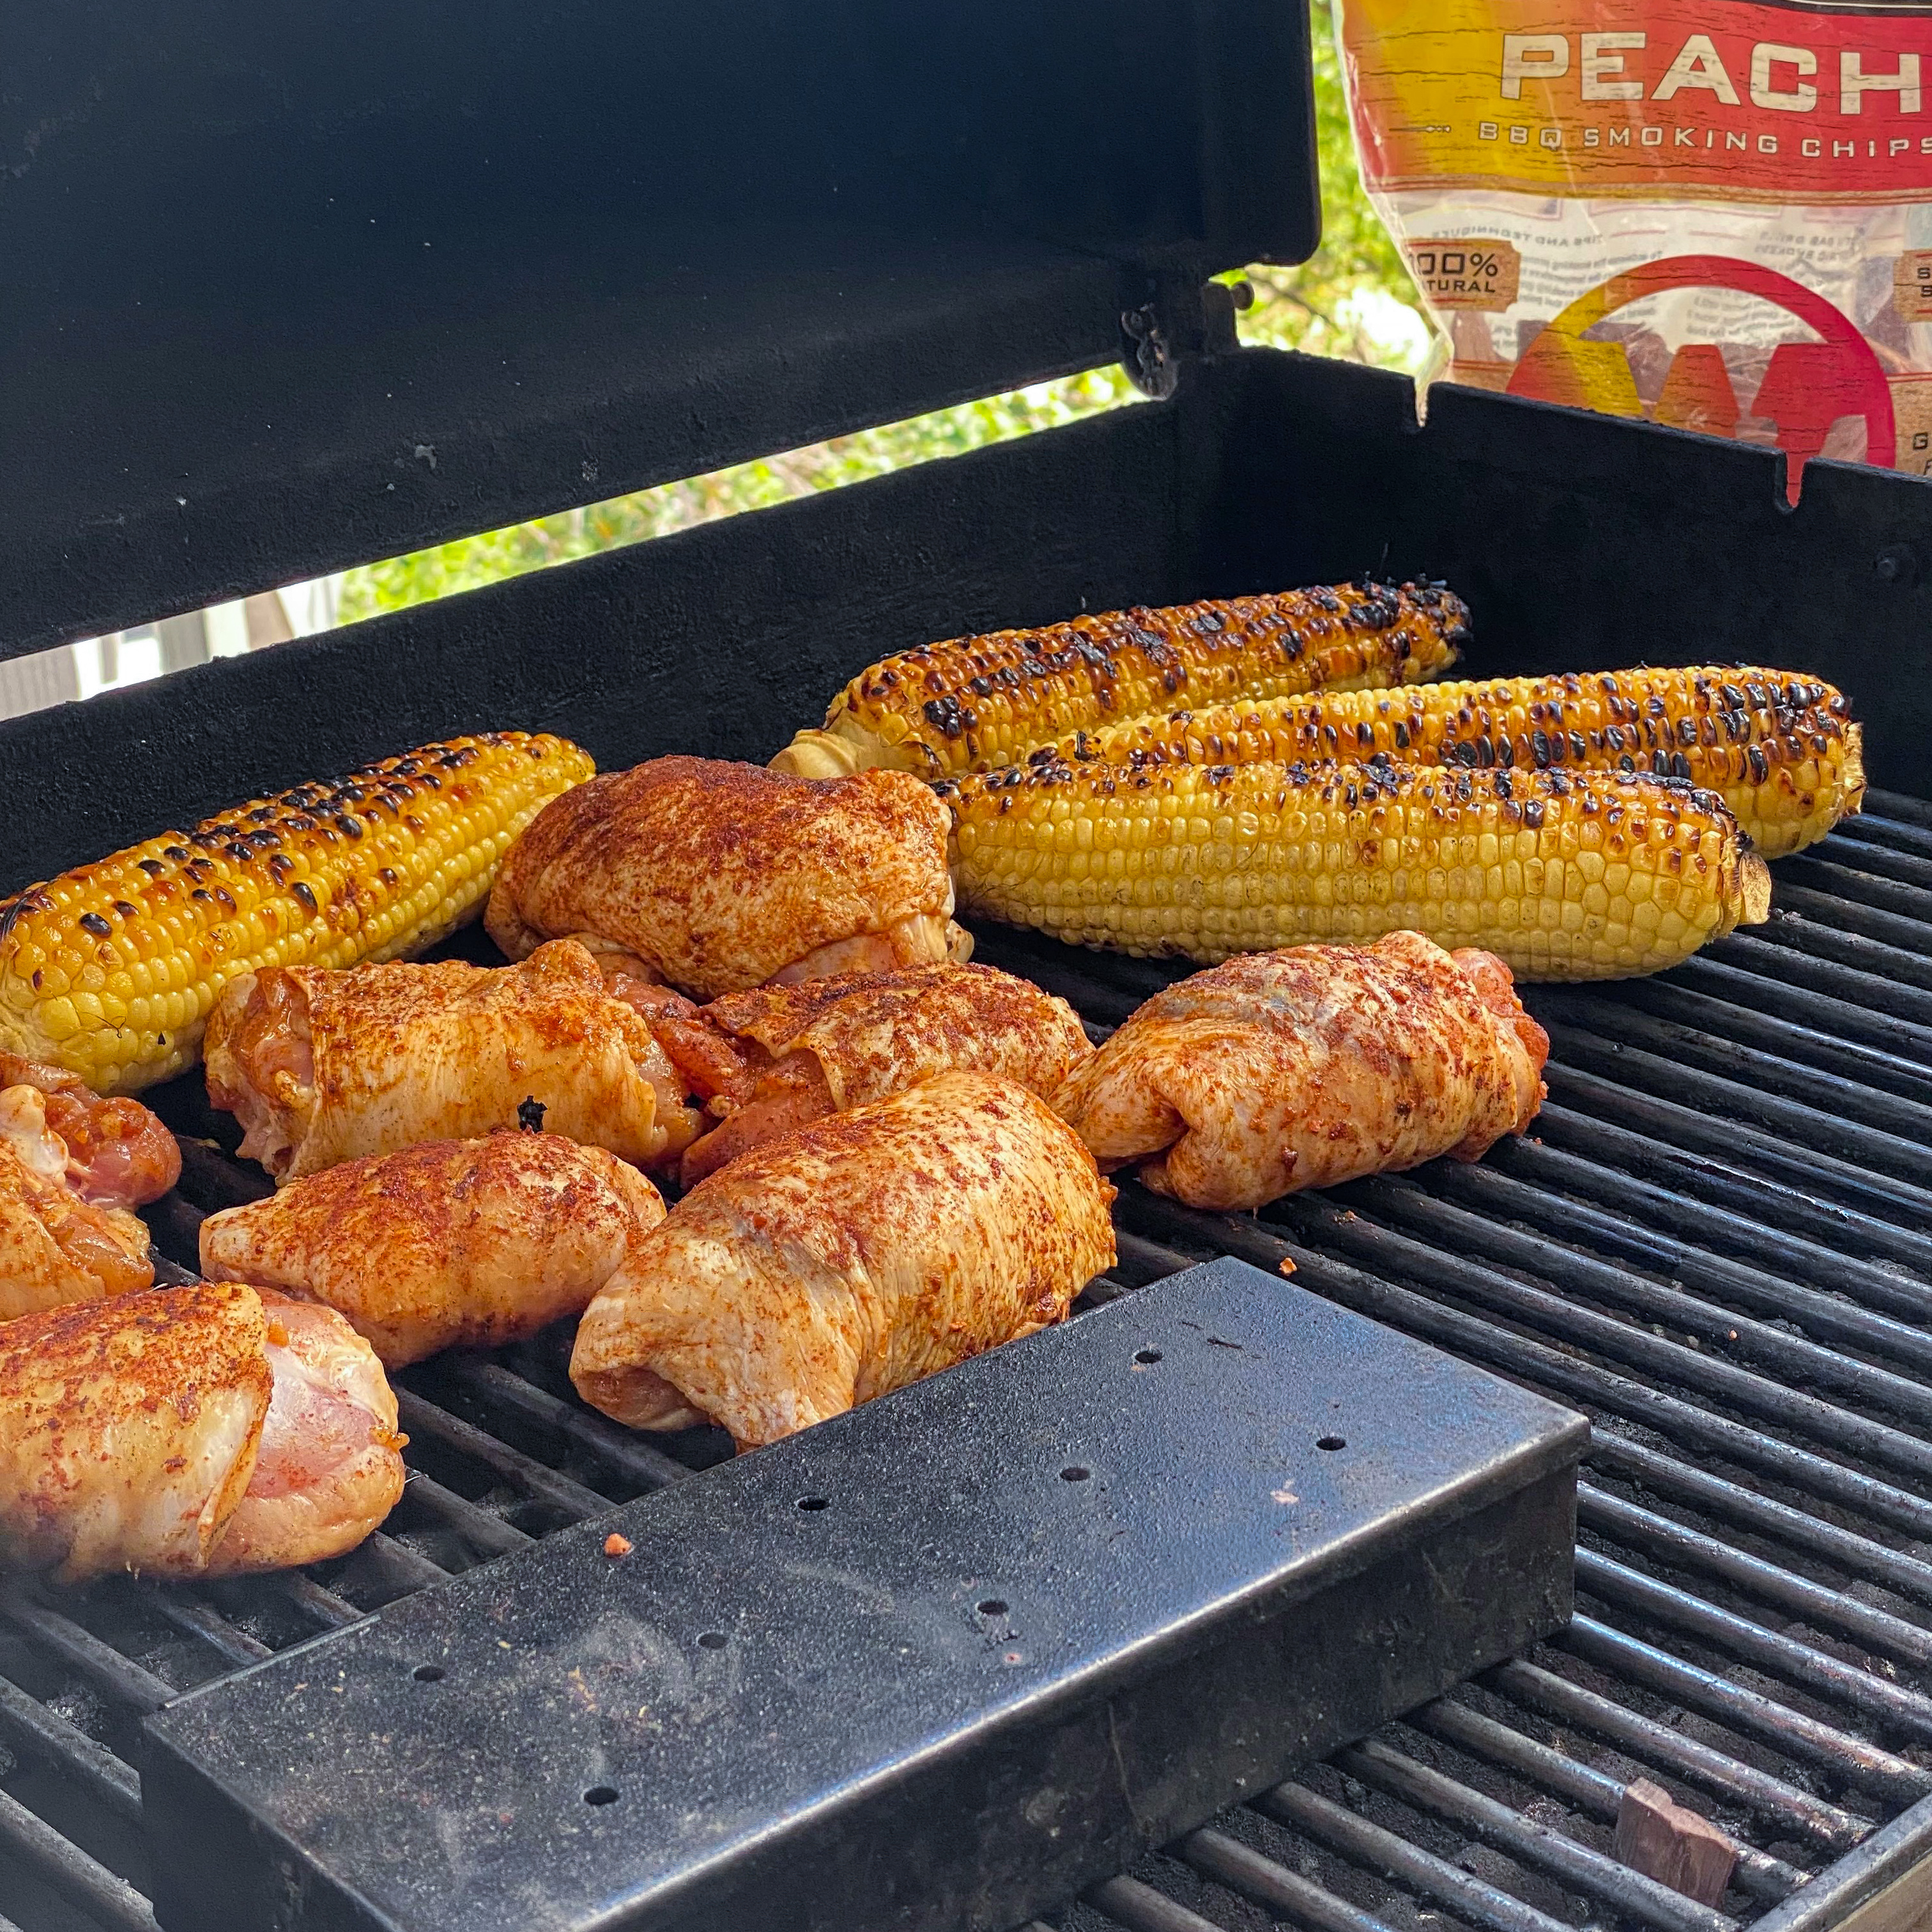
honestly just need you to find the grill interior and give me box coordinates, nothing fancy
[3,791,1930,1932]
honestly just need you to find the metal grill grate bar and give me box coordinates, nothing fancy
[1541,1017,1932,1179]
[1541,992,1932,1140]
[1255,1781,1578,1932]
[1270,1193,1932,1487]
[1538,1064,1932,1243]
[1179,1826,1403,1932]
[428,1358,694,1492]
[1408,1697,1802,1905]
[1575,1554,1932,1743]
[1745,1798,1932,1932]
[1583,1433,1932,1611]
[1486,1659,1870,1851]
[1577,1487,1932,1667]
[1,1598,175,1715]
[1758,881,1932,968]
[1742,907,1932,1002]
[1118,1189,1932,1538]
[269,1573,369,1630]
[1337,1736,1739,1932]
[1809,834,1932,894]
[1348,1169,1932,1406]
[1782,855,1932,928]
[136,1592,273,1671]
[1558,1618,1931,1804]
[351,1530,456,1595]
[1083,1878,1227,1932]
[395,1472,534,1559]
[0,1675,142,1828]
[1484,1129,1932,1316]
[1591,974,1932,1100]
[1843,795,1932,838]
[0,1788,157,1932]
[1671,951,1932,1054]
[393,1388,613,1522]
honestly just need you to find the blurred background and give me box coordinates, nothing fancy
[2,2,1425,724]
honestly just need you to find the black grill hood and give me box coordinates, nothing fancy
[0,0,1317,658]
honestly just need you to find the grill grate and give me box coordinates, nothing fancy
[4,792,1932,1932]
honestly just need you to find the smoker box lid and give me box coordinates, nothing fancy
[0,0,1318,661]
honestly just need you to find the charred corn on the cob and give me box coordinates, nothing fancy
[773,579,1469,780]
[1041,666,1862,860]
[942,755,1770,981]
[0,732,594,1094]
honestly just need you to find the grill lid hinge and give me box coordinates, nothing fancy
[1120,275,1252,398]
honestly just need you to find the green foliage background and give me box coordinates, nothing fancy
[339,1,1423,624]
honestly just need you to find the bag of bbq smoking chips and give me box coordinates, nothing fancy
[1338,1,1932,496]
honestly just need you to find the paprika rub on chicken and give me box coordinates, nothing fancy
[204,939,699,1184]
[1051,931,1548,1211]
[0,1053,180,1211]
[0,1082,158,1319]
[485,756,969,1000]
[0,1055,180,1319]
[200,1131,667,1368]
[0,1280,404,1582]
[659,962,1094,1186]
[571,1071,1116,1448]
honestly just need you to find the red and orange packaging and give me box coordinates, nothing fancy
[1338,1,1932,494]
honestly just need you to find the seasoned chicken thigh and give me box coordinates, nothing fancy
[201,1131,667,1367]
[1052,931,1548,1210]
[0,1281,402,1581]
[485,756,968,999]
[571,1071,1116,1448]
[0,1086,154,1319]
[204,939,697,1182]
[0,1054,180,1209]
[675,962,1094,1184]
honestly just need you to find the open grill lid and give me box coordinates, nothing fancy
[0,0,1317,660]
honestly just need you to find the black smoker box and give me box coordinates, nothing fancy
[3,4,1932,1932]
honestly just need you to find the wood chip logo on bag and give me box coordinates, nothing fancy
[1340,0,1932,483]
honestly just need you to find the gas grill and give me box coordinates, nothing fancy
[4,2,1932,1928]
[6,818,1932,1932]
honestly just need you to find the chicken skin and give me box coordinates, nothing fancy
[1052,931,1548,1210]
[0,1086,154,1319]
[571,1071,1116,1448]
[484,755,969,999]
[201,1131,668,1367]
[671,962,1094,1184]
[204,939,698,1183]
[0,1054,180,1209]
[0,1281,402,1582]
